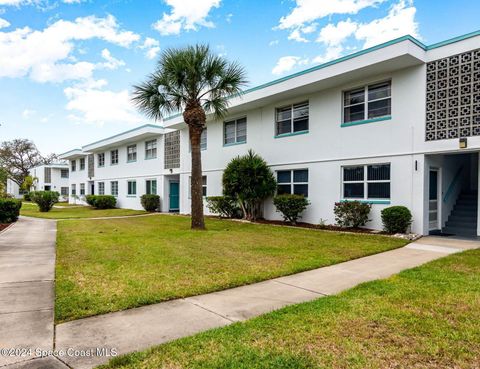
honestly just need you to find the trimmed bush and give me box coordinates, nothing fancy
[381,206,412,234]
[85,195,97,207]
[0,198,22,223]
[23,192,32,202]
[30,191,59,212]
[91,195,116,209]
[273,194,310,225]
[141,194,160,212]
[206,196,240,218]
[334,201,371,228]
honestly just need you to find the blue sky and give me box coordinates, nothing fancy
[0,0,479,155]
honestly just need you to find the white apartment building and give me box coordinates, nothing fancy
[60,31,480,237]
[29,163,70,200]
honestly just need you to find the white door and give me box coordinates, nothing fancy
[429,168,440,230]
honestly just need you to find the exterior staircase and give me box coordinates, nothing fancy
[443,191,478,237]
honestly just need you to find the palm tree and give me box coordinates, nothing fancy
[132,45,247,229]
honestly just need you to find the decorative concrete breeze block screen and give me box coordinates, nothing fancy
[164,131,180,169]
[426,48,480,141]
[44,167,51,183]
[88,154,94,178]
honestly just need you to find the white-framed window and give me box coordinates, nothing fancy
[276,169,309,197]
[80,183,85,195]
[60,169,69,178]
[275,102,309,136]
[127,180,137,196]
[60,187,69,196]
[343,81,391,123]
[145,139,157,159]
[188,176,207,198]
[98,182,105,195]
[127,144,137,162]
[71,184,76,195]
[224,118,247,145]
[71,160,76,172]
[110,181,118,196]
[98,153,105,167]
[146,179,157,195]
[79,158,85,170]
[110,149,119,165]
[342,163,391,200]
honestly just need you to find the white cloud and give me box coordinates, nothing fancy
[99,48,125,70]
[288,29,308,43]
[139,37,160,60]
[0,0,84,5]
[312,45,344,64]
[153,0,221,36]
[0,15,139,82]
[269,40,279,46]
[22,108,35,118]
[317,19,357,46]
[0,17,9,28]
[272,56,309,75]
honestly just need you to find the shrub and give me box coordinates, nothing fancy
[85,195,96,207]
[92,195,116,209]
[206,196,240,218]
[273,194,310,225]
[30,191,59,212]
[381,206,412,233]
[334,201,371,228]
[223,150,276,221]
[0,198,22,223]
[141,194,160,212]
[23,192,32,202]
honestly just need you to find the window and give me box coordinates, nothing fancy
[44,167,51,183]
[277,169,308,197]
[71,160,76,172]
[98,182,105,195]
[60,187,69,196]
[146,179,157,195]
[98,153,105,167]
[127,180,137,196]
[71,184,76,195]
[275,102,309,136]
[343,81,391,123]
[224,118,247,145]
[80,183,85,195]
[127,144,137,162]
[79,158,85,170]
[189,176,207,198]
[200,129,207,150]
[60,169,68,178]
[343,164,391,200]
[145,139,157,159]
[111,181,118,196]
[110,149,118,165]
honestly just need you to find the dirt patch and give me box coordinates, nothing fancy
[0,223,12,232]
[253,219,388,234]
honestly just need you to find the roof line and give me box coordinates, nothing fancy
[81,124,164,150]
[58,148,82,157]
[426,29,480,50]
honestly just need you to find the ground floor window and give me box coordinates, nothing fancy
[342,163,391,200]
[146,179,157,195]
[98,182,105,195]
[111,181,118,196]
[60,187,69,196]
[127,180,137,196]
[189,176,207,197]
[276,169,309,197]
[80,183,85,195]
[71,184,76,196]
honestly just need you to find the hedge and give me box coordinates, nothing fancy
[0,198,22,223]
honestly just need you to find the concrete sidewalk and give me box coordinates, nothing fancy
[53,236,479,369]
[0,217,59,368]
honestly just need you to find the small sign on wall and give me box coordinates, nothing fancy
[459,137,467,149]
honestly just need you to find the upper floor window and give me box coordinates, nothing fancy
[79,158,85,170]
[342,163,391,200]
[71,160,76,172]
[60,169,69,178]
[98,153,105,167]
[343,81,391,123]
[277,169,309,197]
[127,144,137,162]
[200,129,207,151]
[145,139,157,159]
[224,118,247,145]
[275,102,309,136]
[110,149,118,165]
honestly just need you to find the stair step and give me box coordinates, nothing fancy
[446,221,477,229]
[443,227,478,236]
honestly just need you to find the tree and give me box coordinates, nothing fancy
[0,167,7,197]
[223,150,276,221]
[0,139,57,187]
[132,45,247,229]
[21,175,37,192]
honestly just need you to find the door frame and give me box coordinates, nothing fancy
[428,167,442,231]
[169,180,180,212]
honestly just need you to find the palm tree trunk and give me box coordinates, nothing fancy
[189,125,206,230]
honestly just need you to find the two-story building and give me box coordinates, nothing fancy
[29,163,70,200]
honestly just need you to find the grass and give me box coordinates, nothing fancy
[55,215,406,322]
[20,203,147,219]
[99,249,480,369]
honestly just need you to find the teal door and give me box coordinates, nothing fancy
[169,181,179,212]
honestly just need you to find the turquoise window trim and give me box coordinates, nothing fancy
[341,199,391,205]
[126,195,136,198]
[341,116,392,128]
[274,130,309,139]
[223,141,247,147]
[127,159,137,163]
[145,156,157,160]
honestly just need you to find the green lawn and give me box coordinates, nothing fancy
[99,249,480,369]
[56,215,407,322]
[20,203,147,219]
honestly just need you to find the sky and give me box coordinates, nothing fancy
[0,0,479,156]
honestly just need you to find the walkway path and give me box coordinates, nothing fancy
[1,219,478,369]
